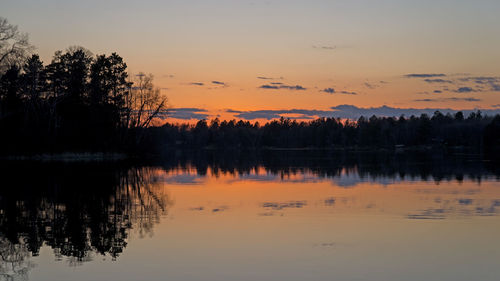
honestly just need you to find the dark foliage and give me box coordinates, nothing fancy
[0,48,166,155]
[145,111,500,152]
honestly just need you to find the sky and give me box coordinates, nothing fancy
[2,0,500,121]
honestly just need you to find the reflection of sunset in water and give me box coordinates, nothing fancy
[0,157,499,281]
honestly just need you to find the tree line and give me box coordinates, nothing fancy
[0,17,167,154]
[147,111,500,151]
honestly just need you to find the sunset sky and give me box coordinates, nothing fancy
[3,0,500,121]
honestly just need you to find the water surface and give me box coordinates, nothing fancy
[1,152,499,281]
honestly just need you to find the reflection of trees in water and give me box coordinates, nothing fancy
[0,164,171,269]
[153,149,500,184]
[0,238,33,281]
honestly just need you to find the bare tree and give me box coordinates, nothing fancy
[0,17,33,74]
[124,73,168,129]
[121,72,168,145]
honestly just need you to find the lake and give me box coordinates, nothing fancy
[1,151,499,281]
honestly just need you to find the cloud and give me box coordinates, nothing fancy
[271,82,283,85]
[189,82,204,86]
[282,85,306,90]
[259,84,307,90]
[423,79,453,83]
[405,74,446,78]
[414,97,481,102]
[458,76,500,92]
[259,85,279,89]
[450,97,481,102]
[257,76,284,80]
[211,81,226,86]
[459,76,500,84]
[168,108,209,120]
[340,91,357,95]
[329,104,499,119]
[321,88,357,95]
[226,109,242,113]
[225,105,500,121]
[229,109,333,120]
[433,90,443,93]
[493,104,500,108]
[162,74,175,78]
[364,82,376,89]
[313,45,336,50]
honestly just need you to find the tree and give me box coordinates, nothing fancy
[0,65,21,113]
[58,46,93,101]
[0,17,33,74]
[122,73,168,146]
[89,53,130,107]
[21,54,45,101]
[125,73,168,129]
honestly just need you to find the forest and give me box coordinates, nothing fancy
[0,18,167,154]
[146,112,500,152]
[1,17,499,156]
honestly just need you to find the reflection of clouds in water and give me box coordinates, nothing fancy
[212,206,228,213]
[416,188,481,195]
[408,208,447,220]
[324,197,336,206]
[187,206,228,213]
[161,174,205,185]
[407,199,500,220]
[458,198,474,205]
[262,201,307,210]
[159,165,497,188]
[231,173,279,182]
[258,212,275,216]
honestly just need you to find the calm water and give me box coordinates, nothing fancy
[1,151,499,281]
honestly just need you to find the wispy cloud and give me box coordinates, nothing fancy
[340,91,357,95]
[321,88,357,95]
[189,82,204,86]
[364,82,376,89]
[414,97,481,102]
[257,76,284,80]
[226,105,500,121]
[458,76,500,92]
[405,73,446,78]
[211,81,227,86]
[423,79,453,83]
[259,84,307,91]
[260,85,279,89]
[168,108,209,120]
[228,109,332,120]
[312,45,336,50]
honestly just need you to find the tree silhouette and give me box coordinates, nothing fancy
[0,17,33,73]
